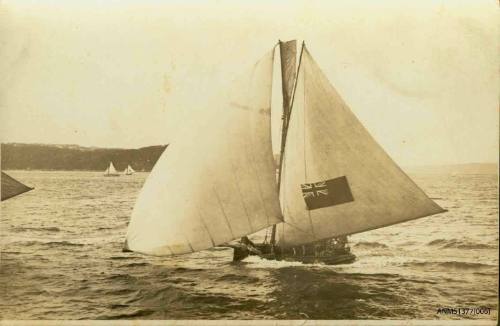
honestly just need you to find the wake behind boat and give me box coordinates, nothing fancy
[124,40,446,265]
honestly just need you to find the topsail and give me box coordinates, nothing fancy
[276,46,445,247]
[126,49,283,255]
[279,40,297,125]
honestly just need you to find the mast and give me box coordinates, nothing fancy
[270,40,305,245]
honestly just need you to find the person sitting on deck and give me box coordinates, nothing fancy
[332,236,349,253]
[241,236,255,247]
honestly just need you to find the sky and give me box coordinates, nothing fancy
[0,0,497,166]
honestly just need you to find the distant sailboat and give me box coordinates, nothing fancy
[124,40,446,265]
[1,172,33,201]
[123,165,135,175]
[104,162,120,177]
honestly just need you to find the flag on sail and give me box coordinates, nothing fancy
[301,176,354,210]
[1,172,33,201]
[277,45,445,247]
[126,48,283,256]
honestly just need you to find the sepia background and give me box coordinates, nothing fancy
[1,0,497,166]
[0,0,498,322]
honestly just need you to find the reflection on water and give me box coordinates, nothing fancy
[0,171,497,320]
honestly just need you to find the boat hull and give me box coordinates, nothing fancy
[260,252,356,265]
[233,243,356,266]
[104,174,120,177]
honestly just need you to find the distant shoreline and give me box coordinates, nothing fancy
[1,143,497,175]
[3,168,497,175]
[2,169,150,173]
[1,143,167,172]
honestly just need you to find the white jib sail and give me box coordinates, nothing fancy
[126,49,283,256]
[277,46,445,247]
[128,165,135,173]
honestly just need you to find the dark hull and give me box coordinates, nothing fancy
[233,242,356,265]
[260,252,356,265]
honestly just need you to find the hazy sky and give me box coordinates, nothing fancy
[0,0,497,166]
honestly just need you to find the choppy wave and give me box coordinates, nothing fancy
[427,238,496,249]
[109,256,140,260]
[120,262,149,268]
[402,261,496,271]
[46,241,85,247]
[1,171,497,320]
[97,308,155,319]
[12,226,60,233]
[11,240,85,247]
[216,274,260,284]
[354,241,388,249]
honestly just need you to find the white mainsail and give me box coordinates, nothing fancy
[276,46,445,247]
[126,49,283,256]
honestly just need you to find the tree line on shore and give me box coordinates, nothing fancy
[1,143,167,172]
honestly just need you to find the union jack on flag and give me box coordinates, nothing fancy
[300,176,354,210]
[301,181,329,198]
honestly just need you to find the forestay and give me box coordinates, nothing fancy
[277,46,445,247]
[126,49,283,256]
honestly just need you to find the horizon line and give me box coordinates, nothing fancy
[1,142,497,167]
[1,142,169,151]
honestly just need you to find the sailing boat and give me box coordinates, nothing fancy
[123,165,135,175]
[1,171,33,201]
[104,162,120,177]
[124,40,446,265]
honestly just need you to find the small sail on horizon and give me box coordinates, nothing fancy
[104,162,119,176]
[123,165,135,175]
[1,172,33,201]
[125,48,283,256]
[276,45,445,247]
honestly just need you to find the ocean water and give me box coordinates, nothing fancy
[0,170,497,320]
